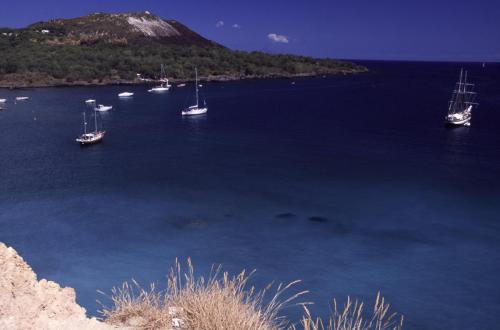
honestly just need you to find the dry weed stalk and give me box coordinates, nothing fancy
[295,292,403,330]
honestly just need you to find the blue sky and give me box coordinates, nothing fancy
[1,0,499,61]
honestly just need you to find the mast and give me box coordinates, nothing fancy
[94,108,98,133]
[463,70,467,93]
[195,67,199,107]
[83,112,87,134]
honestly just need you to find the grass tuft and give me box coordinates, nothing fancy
[295,292,404,330]
[100,258,307,330]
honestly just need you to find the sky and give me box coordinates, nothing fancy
[1,0,499,61]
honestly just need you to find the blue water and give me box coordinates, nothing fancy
[1,61,500,329]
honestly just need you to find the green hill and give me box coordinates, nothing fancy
[0,12,367,87]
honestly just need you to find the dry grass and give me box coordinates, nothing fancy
[99,259,403,330]
[99,258,307,330]
[295,292,404,330]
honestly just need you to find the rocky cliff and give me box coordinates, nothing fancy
[0,242,119,330]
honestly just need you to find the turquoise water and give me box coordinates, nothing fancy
[1,61,500,329]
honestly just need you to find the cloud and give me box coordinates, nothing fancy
[232,24,241,29]
[267,33,289,43]
[215,21,224,28]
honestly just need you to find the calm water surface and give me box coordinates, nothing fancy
[1,61,500,329]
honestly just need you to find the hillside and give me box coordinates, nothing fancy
[0,12,367,87]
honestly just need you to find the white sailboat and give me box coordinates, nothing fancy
[0,99,6,103]
[445,69,478,127]
[85,99,96,104]
[15,96,29,101]
[148,64,171,92]
[76,109,105,145]
[182,68,208,116]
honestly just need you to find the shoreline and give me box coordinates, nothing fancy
[0,70,367,89]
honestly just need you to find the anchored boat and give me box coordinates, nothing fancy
[76,109,105,145]
[148,64,171,92]
[182,68,207,116]
[95,104,113,112]
[445,69,478,127]
[118,92,134,97]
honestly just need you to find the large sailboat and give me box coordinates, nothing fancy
[182,68,207,116]
[445,69,478,127]
[149,64,171,92]
[76,109,105,145]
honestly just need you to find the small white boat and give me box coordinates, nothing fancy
[85,99,96,104]
[177,83,186,87]
[0,99,6,103]
[118,92,134,97]
[182,68,208,116]
[149,85,170,93]
[16,96,29,101]
[95,104,113,112]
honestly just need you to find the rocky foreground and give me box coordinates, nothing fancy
[0,242,120,330]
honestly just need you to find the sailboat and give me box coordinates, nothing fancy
[182,68,208,116]
[76,108,105,145]
[445,69,478,127]
[148,64,171,92]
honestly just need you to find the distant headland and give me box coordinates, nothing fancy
[0,12,367,88]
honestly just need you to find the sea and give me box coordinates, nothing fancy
[1,61,499,329]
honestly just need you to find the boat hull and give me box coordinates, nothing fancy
[148,87,170,92]
[182,107,208,116]
[76,131,106,145]
[445,119,470,127]
[95,105,112,112]
[444,113,471,127]
[118,93,134,97]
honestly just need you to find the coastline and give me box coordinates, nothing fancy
[0,69,368,89]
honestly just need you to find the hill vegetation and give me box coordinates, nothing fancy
[0,12,367,87]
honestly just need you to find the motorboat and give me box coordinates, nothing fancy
[95,104,113,112]
[118,92,134,97]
